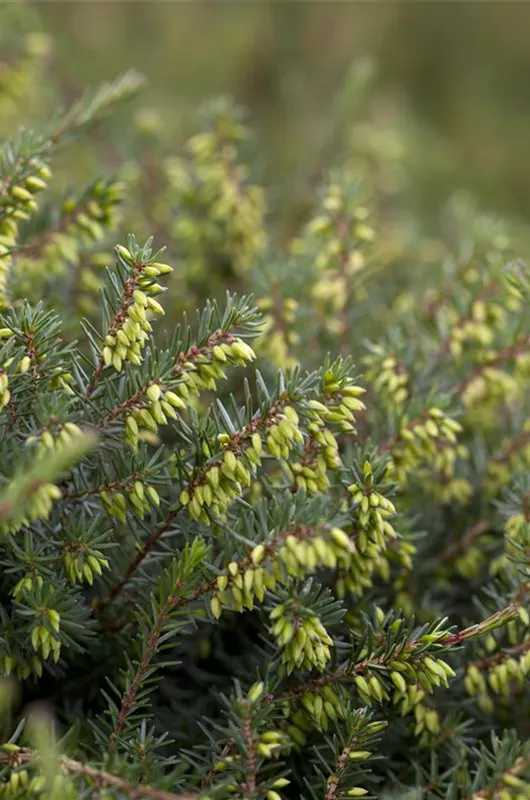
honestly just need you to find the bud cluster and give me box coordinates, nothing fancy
[30,607,61,663]
[410,692,441,745]
[291,686,348,738]
[63,544,110,586]
[364,349,410,410]
[0,158,51,307]
[166,101,266,290]
[462,367,520,417]
[25,421,83,458]
[388,686,437,749]
[297,178,373,325]
[15,179,124,301]
[263,405,304,460]
[101,244,172,372]
[287,435,339,495]
[0,763,44,798]
[123,381,185,451]
[181,403,300,524]
[465,644,530,713]
[444,272,520,361]
[100,477,160,522]
[313,371,367,434]
[269,605,333,674]
[0,159,51,223]
[121,338,256,451]
[0,753,76,800]
[0,651,42,682]
[2,572,63,680]
[1,422,92,535]
[0,480,61,536]
[42,363,75,396]
[62,179,124,246]
[467,759,530,799]
[386,407,466,487]
[285,376,366,496]
[340,461,400,596]
[447,300,503,359]
[388,652,456,705]
[173,335,256,397]
[209,525,357,619]
[255,730,291,762]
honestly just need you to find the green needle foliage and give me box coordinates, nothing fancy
[2,5,530,800]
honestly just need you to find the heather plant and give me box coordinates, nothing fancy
[2,9,530,800]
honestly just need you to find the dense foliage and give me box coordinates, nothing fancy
[1,6,530,800]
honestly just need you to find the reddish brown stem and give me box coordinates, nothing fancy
[107,507,182,602]
[468,638,530,671]
[458,332,530,393]
[107,577,184,752]
[325,740,358,800]
[0,748,195,800]
[241,706,257,798]
[85,260,147,398]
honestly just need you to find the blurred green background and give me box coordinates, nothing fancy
[34,2,530,223]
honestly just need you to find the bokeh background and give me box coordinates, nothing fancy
[35,1,530,227]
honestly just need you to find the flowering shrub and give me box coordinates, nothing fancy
[1,6,530,800]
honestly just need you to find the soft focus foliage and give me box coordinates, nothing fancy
[36,1,530,225]
[1,5,530,800]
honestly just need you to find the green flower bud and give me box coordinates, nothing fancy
[210,596,221,619]
[146,383,161,402]
[247,681,264,703]
[251,544,266,565]
[19,355,31,373]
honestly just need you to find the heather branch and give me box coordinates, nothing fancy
[0,748,196,800]
[281,602,521,701]
[324,726,369,800]
[458,332,530,393]
[106,506,182,602]
[107,576,186,753]
[98,520,328,630]
[16,193,102,258]
[172,326,242,376]
[324,742,354,800]
[62,466,154,501]
[462,756,530,799]
[95,325,245,429]
[85,257,149,398]
[467,638,530,671]
[240,701,258,798]
[433,278,499,365]
[95,382,159,428]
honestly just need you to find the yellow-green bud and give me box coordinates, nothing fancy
[19,356,31,373]
[146,383,161,402]
[349,751,371,760]
[247,682,264,703]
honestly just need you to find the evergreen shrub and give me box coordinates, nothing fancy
[1,7,530,800]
